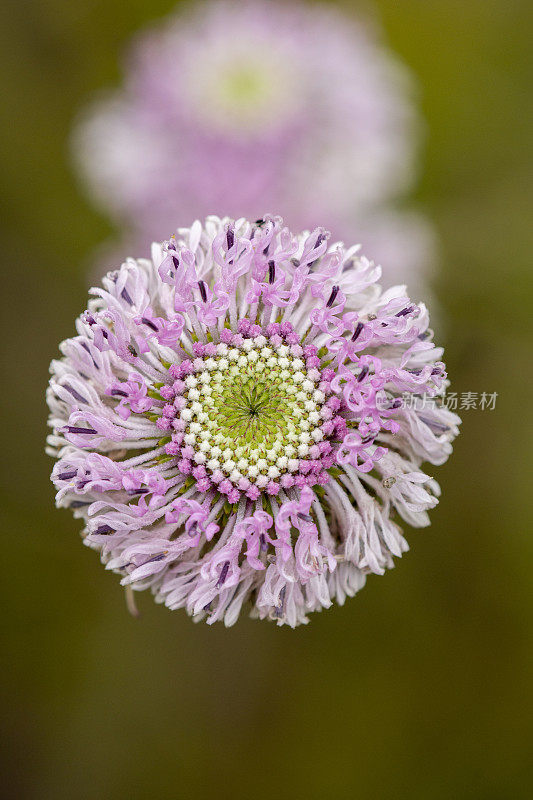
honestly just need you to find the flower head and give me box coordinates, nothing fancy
[73,0,432,288]
[47,216,459,626]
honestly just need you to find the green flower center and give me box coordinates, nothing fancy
[180,342,326,485]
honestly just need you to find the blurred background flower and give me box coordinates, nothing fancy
[1,1,532,798]
[73,0,435,292]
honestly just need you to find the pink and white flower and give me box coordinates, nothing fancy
[47,215,459,626]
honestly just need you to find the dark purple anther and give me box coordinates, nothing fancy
[95,524,113,535]
[268,260,276,284]
[390,398,403,409]
[69,500,90,509]
[357,365,369,383]
[297,512,313,523]
[110,389,128,397]
[120,287,133,305]
[216,561,230,588]
[64,384,88,404]
[141,317,159,332]
[418,331,430,341]
[172,255,179,271]
[418,415,449,433]
[226,228,234,250]
[290,258,300,267]
[126,487,149,496]
[128,344,138,357]
[58,469,77,481]
[260,533,268,551]
[326,285,339,308]
[395,305,414,318]
[188,522,199,538]
[275,585,286,617]
[315,233,326,248]
[198,281,208,303]
[351,322,364,342]
[144,553,165,564]
[66,426,97,435]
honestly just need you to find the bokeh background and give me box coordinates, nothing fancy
[1,1,532,798]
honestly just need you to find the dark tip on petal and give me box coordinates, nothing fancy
[141,317,158,332]
[268,260,275,284]
[351,322,364,342]
[226,228,234,250]
[144,553,165,564]
[395,305,415,318]
[357,365,369,383]
[65,426,97,435]
[95,524,114,535]
[64,384,88,404]
[58,469,77,481]
[120,287,133,305]
[275,585,286,617]
[326,285,339,308]
[216,561,230,588]
[198,281,208,303]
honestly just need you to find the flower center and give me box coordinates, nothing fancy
[181,343,323,483]
[157,320,341,502]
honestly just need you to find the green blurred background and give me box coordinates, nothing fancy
[1,1,532,798]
